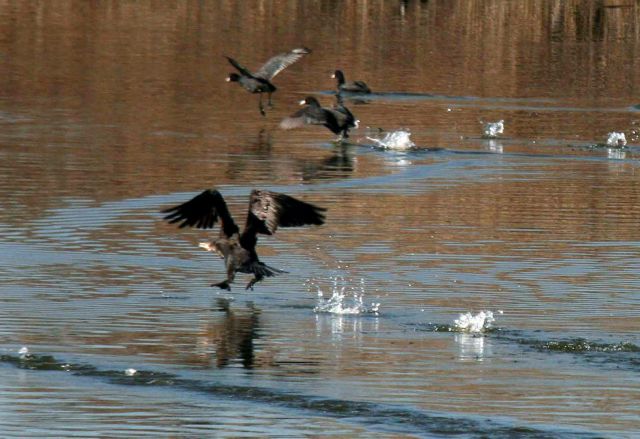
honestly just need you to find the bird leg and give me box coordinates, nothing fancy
[212,269,235,291]
[267,92,273,109]
[258,94,266,116]
[245,274,264,291]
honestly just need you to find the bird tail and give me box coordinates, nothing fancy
[250,261,288,278]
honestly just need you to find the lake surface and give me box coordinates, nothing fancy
[1,1,639,437]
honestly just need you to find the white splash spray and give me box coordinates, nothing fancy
[606,132,627,147]
[366,129,415,150]
[482,120,504,138]
[310,275,380,315]
[453,310,501,333]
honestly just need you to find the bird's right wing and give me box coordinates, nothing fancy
[162,189,239,238]
[245,189,326,235]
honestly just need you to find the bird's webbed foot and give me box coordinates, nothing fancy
[211,280,231,291]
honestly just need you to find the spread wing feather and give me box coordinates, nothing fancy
[245,190,326,235]
[254,48,311,80]
[162,189,240,237]
[225,56,254,77]
[279,105,330,130]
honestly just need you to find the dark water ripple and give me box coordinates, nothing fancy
[414,324,640,373]
[0,352,601,439]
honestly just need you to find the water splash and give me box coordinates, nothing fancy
[453,310,500,333]
[606,131,627,147]
[310,276,380,315]
[366,129,415,150]
[482,120,504,138]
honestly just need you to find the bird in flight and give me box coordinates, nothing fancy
[225,48,311,116]
[162,189,326,290]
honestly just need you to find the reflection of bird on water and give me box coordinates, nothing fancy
[302,144,355,181]
[332,69,372,94]
[162,189,326,290]
[212,298,260,369]
[225,48,311,116]
[280,96,358,141]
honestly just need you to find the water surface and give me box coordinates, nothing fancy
[1,1,639,437]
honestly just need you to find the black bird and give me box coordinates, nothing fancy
[332,70,372,94]
[162,189,326,291]
[279,96,358,141]
[225,48,311,116]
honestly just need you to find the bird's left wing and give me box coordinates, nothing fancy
[254,48,311,80]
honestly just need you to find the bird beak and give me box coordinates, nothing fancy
[354,120,360,128]
[299,99,306,105]
[225,77,231,82]
[331,73,335,78]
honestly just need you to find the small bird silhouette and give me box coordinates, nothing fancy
[225,48,311,116]
[162,189,326,290]
[332,69,371,94]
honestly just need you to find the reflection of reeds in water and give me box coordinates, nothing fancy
[1,0,639,224]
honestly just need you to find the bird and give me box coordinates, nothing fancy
[332,69,372,94]
[162,189,326,291]
[279,96,358,141]
[225,48,311,116]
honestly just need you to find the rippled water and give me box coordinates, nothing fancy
[1,1,640,437]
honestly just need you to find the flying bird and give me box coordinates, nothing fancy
[225,48,311,116]
[280,96,358,141]
[162,189,326,291]
[332,69,372,94]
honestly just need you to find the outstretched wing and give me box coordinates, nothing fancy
[280,103,329,130]
[254,47,311,80]
[244,189,326,236]
[279,109,328,129]
[162,189,240,238]
[225,56,254,77]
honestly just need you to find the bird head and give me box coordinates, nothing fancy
[300,96,320,107]
[199,242,225,259]
[331,70,345,82]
